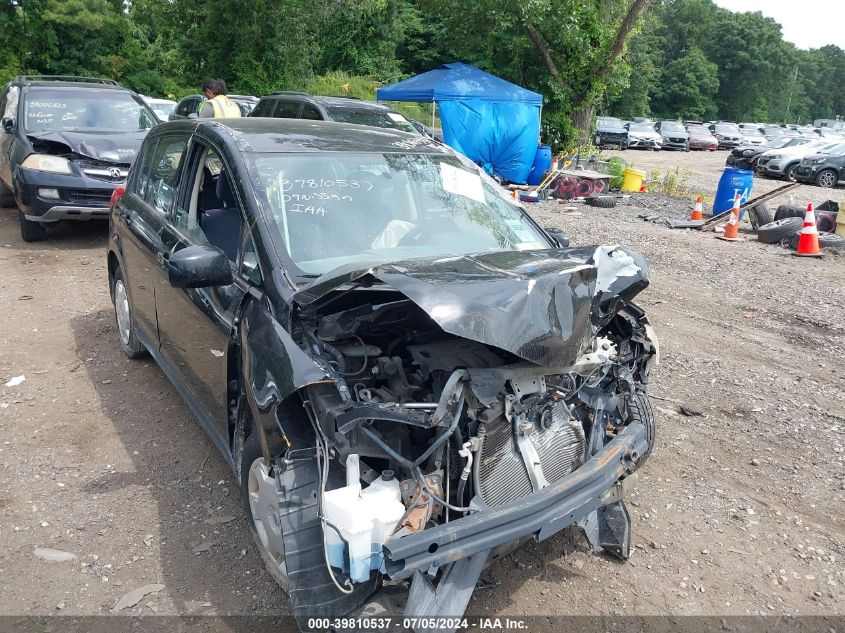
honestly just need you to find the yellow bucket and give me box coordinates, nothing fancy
[836,209,845,237]
[621,167,646,192]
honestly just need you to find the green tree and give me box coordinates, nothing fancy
[650,47,718,119]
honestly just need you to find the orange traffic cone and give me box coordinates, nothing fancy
[717,194,743,242]
[793,203,822,257]
[690,195,703,221]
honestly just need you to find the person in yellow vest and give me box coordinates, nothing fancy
[199,79,241,118]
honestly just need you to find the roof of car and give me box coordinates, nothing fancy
[160,118,449,154]
[11,75,129,91]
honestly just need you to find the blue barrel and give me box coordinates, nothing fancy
[713,167,753,218]
[527,145,553,186]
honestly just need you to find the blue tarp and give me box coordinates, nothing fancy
[376,63,543,183]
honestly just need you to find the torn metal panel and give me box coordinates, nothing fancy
[294,245,648,368]
[27,129,147,163]
[239,300,327,456]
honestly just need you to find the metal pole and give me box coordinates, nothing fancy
[431,100,436,129]
[784,65,799,123]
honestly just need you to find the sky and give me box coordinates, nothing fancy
[712,0,845,50]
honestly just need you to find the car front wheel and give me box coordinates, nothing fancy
[19,212,47,242]
[112,268,146,358]
[815,168,838,188]
[242,433,289,593]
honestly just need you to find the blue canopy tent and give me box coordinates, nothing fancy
[376,62,543,184]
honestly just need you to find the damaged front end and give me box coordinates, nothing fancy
[272,244,658,629]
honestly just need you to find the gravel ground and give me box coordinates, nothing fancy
[0,175,843,628]
[602,147,843,215]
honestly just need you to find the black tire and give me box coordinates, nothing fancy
[749,202,773,230]
[815,168,838,188]
[757,217,804,244]
[240,414,378,628]
[111,267,146,358]
[774,204,807,221]
[792,231,845,250]
[820,233,845,249]
[586,195,617,208]
[19,212,47,242]
[0,178,15,207]
[628,393,656,468]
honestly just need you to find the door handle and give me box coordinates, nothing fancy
[156,252,169,270]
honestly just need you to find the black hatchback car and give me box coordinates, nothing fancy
[793,142,845,188]
[0,75,158,241]
[107,118,657,628]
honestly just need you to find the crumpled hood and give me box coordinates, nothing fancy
[294,245,649,367]
[27,129,148,163]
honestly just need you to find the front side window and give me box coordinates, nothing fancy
[144,136,188,215]
[249,152,550,276]
[251,100,275,117]
[23,89,157,133]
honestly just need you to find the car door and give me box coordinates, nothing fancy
[114,134,189,347]
[0,86,20,188]
[153,139,250,445]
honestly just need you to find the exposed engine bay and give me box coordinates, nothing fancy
[272,244,659,626]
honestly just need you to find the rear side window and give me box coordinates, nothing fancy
[300,104,322,120]
[273,101,300,119]
[175,98,195,117]
[144,136,188,215]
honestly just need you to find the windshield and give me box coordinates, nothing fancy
[687,125,710,135]
[828,143,845,155]
[715,124,740,134]
[249,152,551,275]
[23,89,157,133]
[660,121,685,132]
[597,117,623,128]
[629,123,656,133]
[151,103,175,118]
[766,137,794,149]
[326,107,417,134]
[743,128,764,137]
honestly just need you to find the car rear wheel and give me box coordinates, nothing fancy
[18,212,47,242]
[815,169,837,188]
[112,268,146,358]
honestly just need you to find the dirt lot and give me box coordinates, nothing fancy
[1,149,844,628]
[603,146,844,211]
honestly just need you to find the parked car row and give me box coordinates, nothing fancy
[1,75,441,242]
[596,116,844,153]
[726,134,845,187]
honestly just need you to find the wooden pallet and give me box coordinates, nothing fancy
[698,182,800,230]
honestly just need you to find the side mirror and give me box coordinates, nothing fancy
[544,228,570,248]
[2,117,14,133]
[168,244,233,288]
[187,112,198,120]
